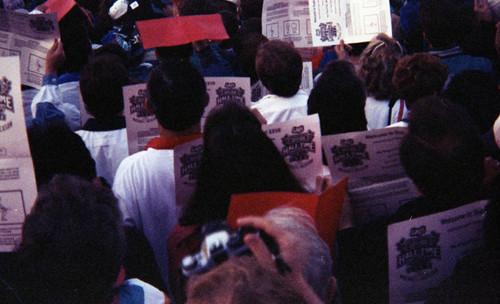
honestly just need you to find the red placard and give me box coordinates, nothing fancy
[136,14,229,49]
[226,177,348,250]
[39,0,76,21]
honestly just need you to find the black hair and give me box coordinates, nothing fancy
[419,0,459,49]
[308,60,367,135]
[444,70,500,134]
[28,122,97,188]
[232,30,269,83]
[147,59,207,131]
[80,54,130,119]
[179,0,217,16]
[155,43,194,62]
[239,0,263,21]
[180,102,305,225]
[17,175,125,304]
[400,96,485,204]
[256,40,303,97]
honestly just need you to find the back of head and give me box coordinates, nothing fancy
[59,6,93,73]
[400,96,485,204]
[28,122,96,188]
[357,33,404,100]
[179,0,217,16]
[80,54,130,119]
[155,43,194,62]
[392,52,448,108]
[232,31,269,83]
[147,59,207,131]
[17,175,125,304]
[186,256,308,304]
[419,0,459,49]
[256,40,303,97]
[444,70,500,134]
[180,102,304,225]
[239,0,263,21]
[308,60,367,135]
[264,207,332,302]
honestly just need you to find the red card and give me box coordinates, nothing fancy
[226,177,348,250]
[39,0,76,21]
[136,14,229,49]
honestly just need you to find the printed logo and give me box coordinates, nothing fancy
[29,17,55,32]
[330,139,369,168]
[396,226,441,280]
[315,22,341,42]
[180,145,203,183]
[281,126,315,169]
[215,83,245,105]
[129,89,155,123]
[0,76,14,132]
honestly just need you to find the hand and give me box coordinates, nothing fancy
[475,0,492,22]
[334,39,352,61]
[45,39,65,75]
[314,175,332,194]
[237,216,324,304]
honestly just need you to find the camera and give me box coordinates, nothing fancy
[181,221,288,277]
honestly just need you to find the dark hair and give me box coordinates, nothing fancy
[256,40,303,97]
[28,122,96,188]
[239,0,263,21]
[419,0,459,48]
[17,175,125,304]
[232,31,269,83]
[392,52,448,109]
[180,103,305,225]
[400,96,485,204]
[59,6,93,73]
[155,43,194,62]
[179,0,217,16]
[357,33,403,100]
[147,59,207,131]
[80,54,130,119]
[308,60,367,135]
[444,70,500,134]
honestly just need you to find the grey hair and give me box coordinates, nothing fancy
[264,207,333,301]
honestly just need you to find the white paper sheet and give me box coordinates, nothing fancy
[308,0,392,46]
[388,200,489,304]
[0,10,60,89]
[0,56,38,251]
[263,114,323,192]
[122,83,158,155]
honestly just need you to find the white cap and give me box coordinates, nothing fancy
[108,0,129,20]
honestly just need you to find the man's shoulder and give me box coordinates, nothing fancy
[115,149,173,176]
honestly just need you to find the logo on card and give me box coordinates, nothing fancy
[330,139,369,172]
[281,126,315,168]
[215,83,245,105]
[0,77,14,132]
[315,22,341,42]
[129,89,155,123]
[180,145,203,183]
[396,226,441,280]
[29,17,56,33]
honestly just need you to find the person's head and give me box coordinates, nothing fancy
[28,122,97,189]
[179,0,217,16]
[155,43,194,62]
[392,52,448,109]
[256,40,303,97]
[264,207,334,302]
[444,70,500,134]
[186,256,308,304]
[180,102,304,225]
[80,54,130,119]
[308,60,367,135]
[239,0,263,21]
[400,96,485,203]
[357,33,404,100]
[17,175,125,304]
[147,59,207,131]
[419,0,459,49]
[232,31,269,83]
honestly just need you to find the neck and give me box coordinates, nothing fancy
[158,123,201,138]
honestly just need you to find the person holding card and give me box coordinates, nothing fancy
[251,40,309,124]
[113,59,207,297]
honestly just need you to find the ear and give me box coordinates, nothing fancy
[145,98,154,115]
